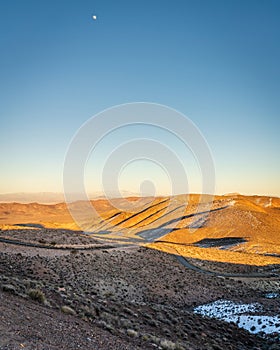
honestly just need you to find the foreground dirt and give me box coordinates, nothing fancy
[0,290,140,350]
[0,230,279,350]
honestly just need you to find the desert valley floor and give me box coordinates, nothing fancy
[0,194,279,349]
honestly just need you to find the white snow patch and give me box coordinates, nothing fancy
[194,300,261,318]
[228,315,280,334]
[265,292,279,299]
[194,300,280,335]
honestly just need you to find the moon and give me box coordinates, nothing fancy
[92,15,97,20]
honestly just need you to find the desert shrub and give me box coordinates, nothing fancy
[127,329,138,338]
[100,311,118,324]
[97,320,114,332]
[120,317,132,329]
[160,339,176,350]
[141,334,150,341]
[61,305,76,315]
[175,344,185,350]
[149,335,161,345]
[123,307,134,316]
[28,288,46,303]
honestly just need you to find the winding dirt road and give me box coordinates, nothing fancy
[1,235,278,279]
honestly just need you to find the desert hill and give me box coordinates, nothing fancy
[0,194,279,265]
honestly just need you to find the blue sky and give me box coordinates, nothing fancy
[0,0,279,196]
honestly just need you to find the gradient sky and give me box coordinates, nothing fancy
[0,0,279,196]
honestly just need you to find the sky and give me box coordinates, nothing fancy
[0,0,279,197]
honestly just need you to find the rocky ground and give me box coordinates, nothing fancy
[0,228,279,349]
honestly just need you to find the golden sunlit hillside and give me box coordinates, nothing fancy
[0,194,279,266]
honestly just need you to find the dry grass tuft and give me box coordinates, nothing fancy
[28,288,46,303]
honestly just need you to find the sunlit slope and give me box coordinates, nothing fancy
[147,195,280,265]
[0,194,279,265]
[159,195,280,250]
[0,200,115,230]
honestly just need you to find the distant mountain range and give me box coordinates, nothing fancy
[0,191,141,204]
[0,192,65,204]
